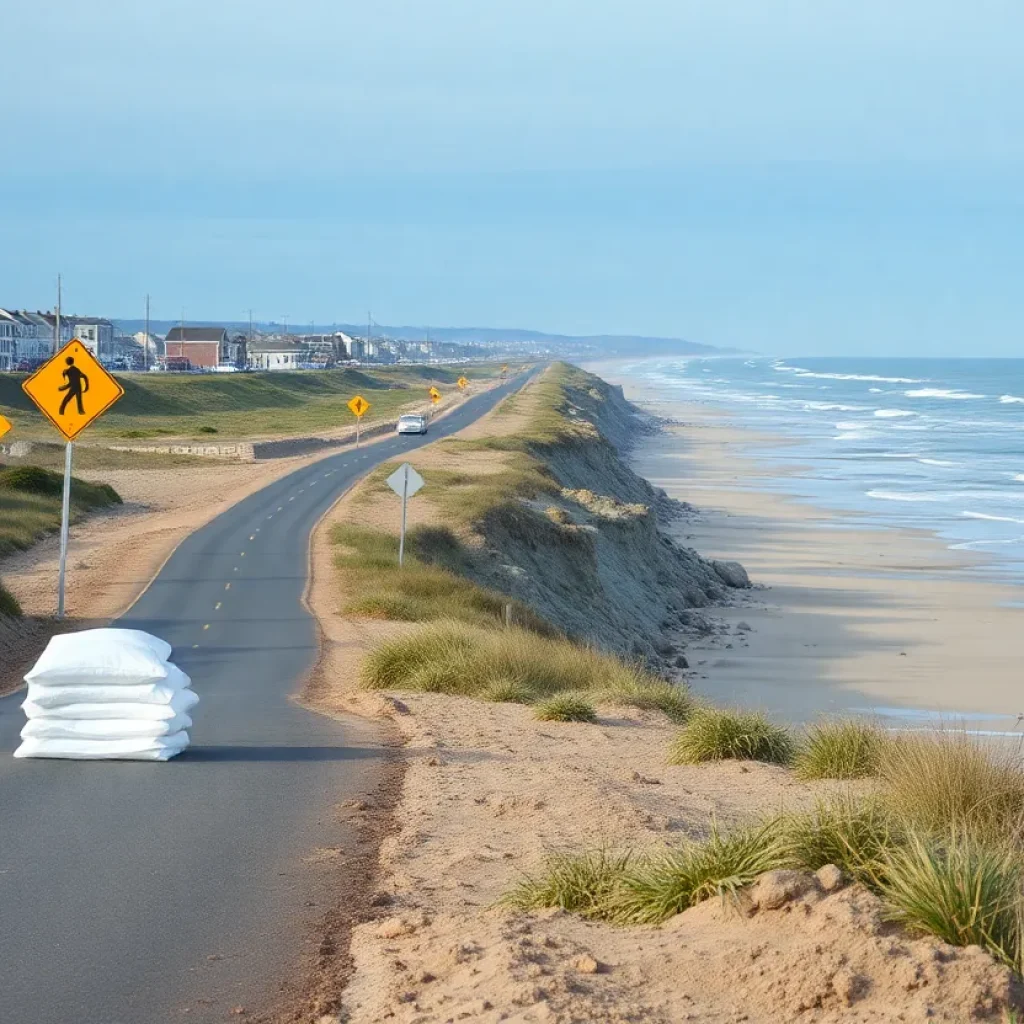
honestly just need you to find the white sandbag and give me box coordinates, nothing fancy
[21,714,192,741]
[13,731,190,761]
[25,677,191,709]
[22,688,199,721]
[25,629,175,687]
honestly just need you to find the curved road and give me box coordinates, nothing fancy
[0,374,527,1024]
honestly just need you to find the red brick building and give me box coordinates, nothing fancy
[164,327,244,369]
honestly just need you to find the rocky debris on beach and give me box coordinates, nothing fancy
[712,559,752,589]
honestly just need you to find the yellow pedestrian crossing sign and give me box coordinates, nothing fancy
[457,376,469,389]
[22,340,125,442]
[428,386,441,404]
[348,395,370,418]
[0,415,11,440]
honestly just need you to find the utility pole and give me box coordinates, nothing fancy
[54,274,61,355]
[144,294,150,371]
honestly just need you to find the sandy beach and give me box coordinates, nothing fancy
[587,360,1024,734]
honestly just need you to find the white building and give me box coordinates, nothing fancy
[0,311,15,370]
[248,339,302,370]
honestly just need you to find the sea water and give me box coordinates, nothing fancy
[623,356,1024,584]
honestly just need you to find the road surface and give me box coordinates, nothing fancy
[0,374,527,1024]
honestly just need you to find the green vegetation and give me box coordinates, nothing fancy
[502,849,634,917]
[783,795,902,885]
[333,523,551,634]
[879,732,1024,842]
[0,464,122,557]
[880,832,1023,970]
[0,364,504,443]
[668,707,795,766]
[0,580,21,617]
[532,692,598,723]
[793,719,886,780]
[361,619,667,703]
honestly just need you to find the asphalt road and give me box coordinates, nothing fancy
[0,374,527,1024]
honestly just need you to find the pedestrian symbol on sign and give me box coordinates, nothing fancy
[58,357,90,416]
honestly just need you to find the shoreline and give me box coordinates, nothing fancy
[586,359,1024,733]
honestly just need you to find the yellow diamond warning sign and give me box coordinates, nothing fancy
[428,386,441,403]
[0,415,11,440]
[348,395,370,418]
[457,376,469,390]
[22,340,125,442]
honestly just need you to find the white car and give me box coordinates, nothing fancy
[396,414,428,435]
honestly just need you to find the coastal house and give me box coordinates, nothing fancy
[70,317,116,358]
[247,338,303,370]
[164,326,244,369]
[0,311,15,370]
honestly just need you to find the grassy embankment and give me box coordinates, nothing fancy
[0,364,507,444]
[333,361,1024,976]
[0,465,123,616]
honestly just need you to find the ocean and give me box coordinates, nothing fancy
[624,356,1024,583]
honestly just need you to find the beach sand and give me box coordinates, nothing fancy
[587,361,1024,734]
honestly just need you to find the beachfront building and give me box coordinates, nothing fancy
[164,327,244,369]
[0,311,15,370]
[248,338,303,370]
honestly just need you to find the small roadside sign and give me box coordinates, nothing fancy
[348,395,370,417]
[20,339,126,620]
[457,376,469,389]
[386,463,425,567]
[428,386,441,404]
[22,339,125,442]
[501,364,509,376]
[0,415,11,440]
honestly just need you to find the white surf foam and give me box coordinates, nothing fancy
[904,388,985,400]
[1000,395,1024,404]
[962,511,1024,525]
[874,409,915,418]
[868,490,945,503]
[918,458,959,467]
[774,363,924,384]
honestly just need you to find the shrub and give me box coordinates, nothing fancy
[533,692,597,723]
[879,731,1024,843]
[605,821,790,925]
[668,707,795,766]
[880,832,1023,970]
[197,425,218,434]
[602,677,694,724]
[783,794,903,886]
[794,720,885,780]
[501,849,633,917]
[0,465,64,497]
[362,620,661,700]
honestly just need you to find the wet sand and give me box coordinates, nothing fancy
[588,361,1024,734]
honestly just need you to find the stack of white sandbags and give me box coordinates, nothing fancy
[14,628,198,761]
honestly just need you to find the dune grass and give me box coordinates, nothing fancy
[794,720,886,780]
[0,580,21,617]
[668,707,795,766]
[880,832,1023,970]
[783,794,903,886]
[0,464,123,557]
[533,692,598,723]
[361,619,675,710]
[879,731,1024,843]
[333,522,552,634]
[502,849,634,917]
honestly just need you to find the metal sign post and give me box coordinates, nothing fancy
[57,441,73,619]
[386,463,425,568]
[348,395,370,448]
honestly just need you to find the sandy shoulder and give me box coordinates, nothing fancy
[303,405,1018,1023]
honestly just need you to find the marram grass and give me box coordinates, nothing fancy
[501,848,633,917]
[668,707,795,766]
[794,719,885,780]
[533,692,598,723]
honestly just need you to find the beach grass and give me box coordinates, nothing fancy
[333,522,552,634]
[0,580,21,617]
[361,619,662,701]
[793,719,886,780]
[0,464,123,557]
[783,794,902,886]
[878,731,1024,843]
[668,707,795,766]
[600,676,694,724]
[532,692,598,723]
[880,831,1023,970]
[501,848,634,917]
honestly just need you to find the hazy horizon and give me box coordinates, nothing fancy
[4,1,1024,357]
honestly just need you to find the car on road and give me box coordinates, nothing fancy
[396,414,428,435]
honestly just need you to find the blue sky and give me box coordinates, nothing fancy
[3,0,1024,355]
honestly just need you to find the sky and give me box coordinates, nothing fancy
[3,0,1024,355]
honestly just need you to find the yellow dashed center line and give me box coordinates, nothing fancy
[277,506,283,512]
[214,601,222,610]
[288,496,295,501]
[240,551,245,557]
